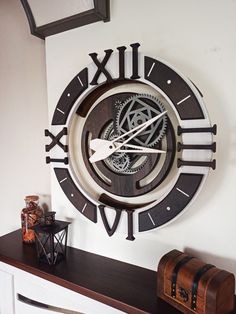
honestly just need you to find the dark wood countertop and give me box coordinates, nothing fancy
[0,229,182,314]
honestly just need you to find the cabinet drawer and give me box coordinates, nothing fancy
[15,298,57,314]
[14,267,124,314]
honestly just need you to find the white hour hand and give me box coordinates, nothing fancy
[89,140,117,163]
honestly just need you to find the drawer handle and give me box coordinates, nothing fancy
[17,293,84,314]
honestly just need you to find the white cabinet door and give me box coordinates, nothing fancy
[0,267,14,314]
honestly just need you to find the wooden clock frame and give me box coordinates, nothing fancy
[45,43,216,240]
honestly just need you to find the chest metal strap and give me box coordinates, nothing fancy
[191,264,215,311]
[171,256,193,298]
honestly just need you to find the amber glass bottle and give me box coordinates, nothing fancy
[21,195,43,243]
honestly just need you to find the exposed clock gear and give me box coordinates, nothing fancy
[114,99,123,110]
[101,121,125,157]
[115,94,167,148]
[101,121,148,174]
[105,154,131,173]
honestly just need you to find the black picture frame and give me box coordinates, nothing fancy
[20,0,110,40]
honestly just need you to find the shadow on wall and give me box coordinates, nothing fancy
[184,247,236,275]
[38,194,51,213]
[65,216,76,247]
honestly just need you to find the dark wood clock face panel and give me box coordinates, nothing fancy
[138,173,204,231]
[46,43,216,240]
[54,167,97,223]
[144,57,204,120]
[80,90,176,198]
[52,68,88,125]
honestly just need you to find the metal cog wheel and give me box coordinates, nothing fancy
[115,94,167,147]
[114,99,123,110]
[124,155,149,174]
[101,121,126,158]
[105,154,131,174]
[101,121,115,140]
[101,121,147,174]
[105,153,148,174]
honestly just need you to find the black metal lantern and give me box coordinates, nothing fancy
[40,211,56,227]
[32,220,70,266]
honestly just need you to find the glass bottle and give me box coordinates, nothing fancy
[21,195,43,243]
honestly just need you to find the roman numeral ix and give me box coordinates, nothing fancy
[45,128,68,164]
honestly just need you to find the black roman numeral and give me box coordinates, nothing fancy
[89,43,140,85]
[45,128,68,165]
[177,142,216,152]
[98,206,135,240]
[117,46,126,80]
[177,124,217,170]
[98,205,122,237]
[130,43,140,79]
[89,49,113,85]
[177,124,217,135]
[46,157,68,165]
[45,128,68,152]
[125,209,135,241]
[177,159,216,169]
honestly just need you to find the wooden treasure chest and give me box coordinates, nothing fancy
[157,250,235,314]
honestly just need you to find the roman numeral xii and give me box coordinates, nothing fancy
[89,43,140,85]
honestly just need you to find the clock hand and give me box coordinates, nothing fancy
[89,139,117,163]
[116,149,166,153]
[114,142,166,154]
[113,111,167,155]
[116,148,166,153]
[90,139,166,153]
[89,140,166,162]
[110,111,167,144]
[89,111,167,163]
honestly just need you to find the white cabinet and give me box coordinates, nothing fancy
[0,265,14,314]
[0,263,124,314]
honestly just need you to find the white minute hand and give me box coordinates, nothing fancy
[89,110,167,163]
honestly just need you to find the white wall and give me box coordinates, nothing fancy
[0,0,50,235]
[43,0,236,279]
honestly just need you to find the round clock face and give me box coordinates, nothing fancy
[70,82,178,205]
[46,43,216,240]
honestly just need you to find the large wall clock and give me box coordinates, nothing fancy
[45,43,216,240]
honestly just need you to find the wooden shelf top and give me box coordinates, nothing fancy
[0,229,181,314]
